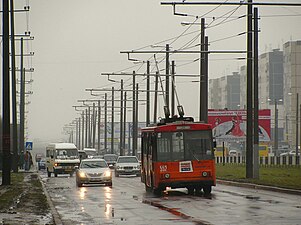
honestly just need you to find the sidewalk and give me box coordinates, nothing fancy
[0,170,54,225]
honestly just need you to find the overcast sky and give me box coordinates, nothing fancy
[8,0,301,148]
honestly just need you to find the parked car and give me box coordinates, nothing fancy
[280,150,296,156]
[103,154,118,169]
[38,158,46,170]
[229,149,239,157]
[75,158,112,187]
[115,156,141,177]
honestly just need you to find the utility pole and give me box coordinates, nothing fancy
[78,117,81,149]
[111,87,115,154]
[146,61,150,126]
[123,92,127,155]
[2,0,11,185]
[104,93,108,153]
[10,0,18,173]
[154,71,159,123]
[296,93,299,162]
[120,80,124,156]
[98,100,101,154]
[199,18,206,122]
[246,0,254,179]
[81,111,85,150]
[19,39,25,160]
[253,7,259,179]
[92,103,96,148]
[134,83,139,157]
[275,99,279,157]
[132,72,136,156]
[171,61,175,116]
[165,44,170,116]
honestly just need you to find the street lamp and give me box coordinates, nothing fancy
[268,98,283,156]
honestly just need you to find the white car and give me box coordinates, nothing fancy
[229,150,238,157]
[280,150,296,156]
[75,158,112,187]
[115,156,141,177]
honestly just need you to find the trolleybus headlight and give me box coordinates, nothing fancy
[202,171,208,177]
[165,173,170,179]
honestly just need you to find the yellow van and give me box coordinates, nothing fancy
[258,144,269,157]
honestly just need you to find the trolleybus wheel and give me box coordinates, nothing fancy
[203,186,212,195]
[153,188,162,196]
[145,184,152,193]
[187,187,194,195]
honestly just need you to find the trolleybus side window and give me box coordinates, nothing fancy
[157,132,171,162]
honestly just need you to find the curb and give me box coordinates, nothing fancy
[37,172,63,225]
[217,179,301,195]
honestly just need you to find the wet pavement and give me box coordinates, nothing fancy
[40,171,301,225]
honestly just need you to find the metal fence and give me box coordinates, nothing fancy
[215,155,300,166]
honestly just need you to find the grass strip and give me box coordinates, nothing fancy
[0,172,25,211]
[216,164,301,190]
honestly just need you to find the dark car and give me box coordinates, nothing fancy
[103,154,118,169]
[38,158,46,170]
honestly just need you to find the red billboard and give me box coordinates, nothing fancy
[208,109,271,142]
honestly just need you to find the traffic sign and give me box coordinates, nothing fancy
[25,141,33,150]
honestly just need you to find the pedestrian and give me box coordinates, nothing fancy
[28,151,33,170]
[24,151,29,171]
[19,151,24,169]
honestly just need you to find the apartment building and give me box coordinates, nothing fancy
[283,40,301,148]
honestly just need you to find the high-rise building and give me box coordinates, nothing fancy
[258,49,285,143]
[283,40,301,148]
[209,72,240,110]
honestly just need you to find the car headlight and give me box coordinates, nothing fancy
[116,166,120,169]
[104,170,111,177]
[137,165,140,169]
[79,171,86,178]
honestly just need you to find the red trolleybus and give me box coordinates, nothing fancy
[141,117,216,195]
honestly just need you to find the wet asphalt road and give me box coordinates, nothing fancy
[40,170,301,225]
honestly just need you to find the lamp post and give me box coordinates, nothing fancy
[268,98,282,156]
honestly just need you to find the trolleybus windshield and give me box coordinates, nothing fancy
[156,130,214,162]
